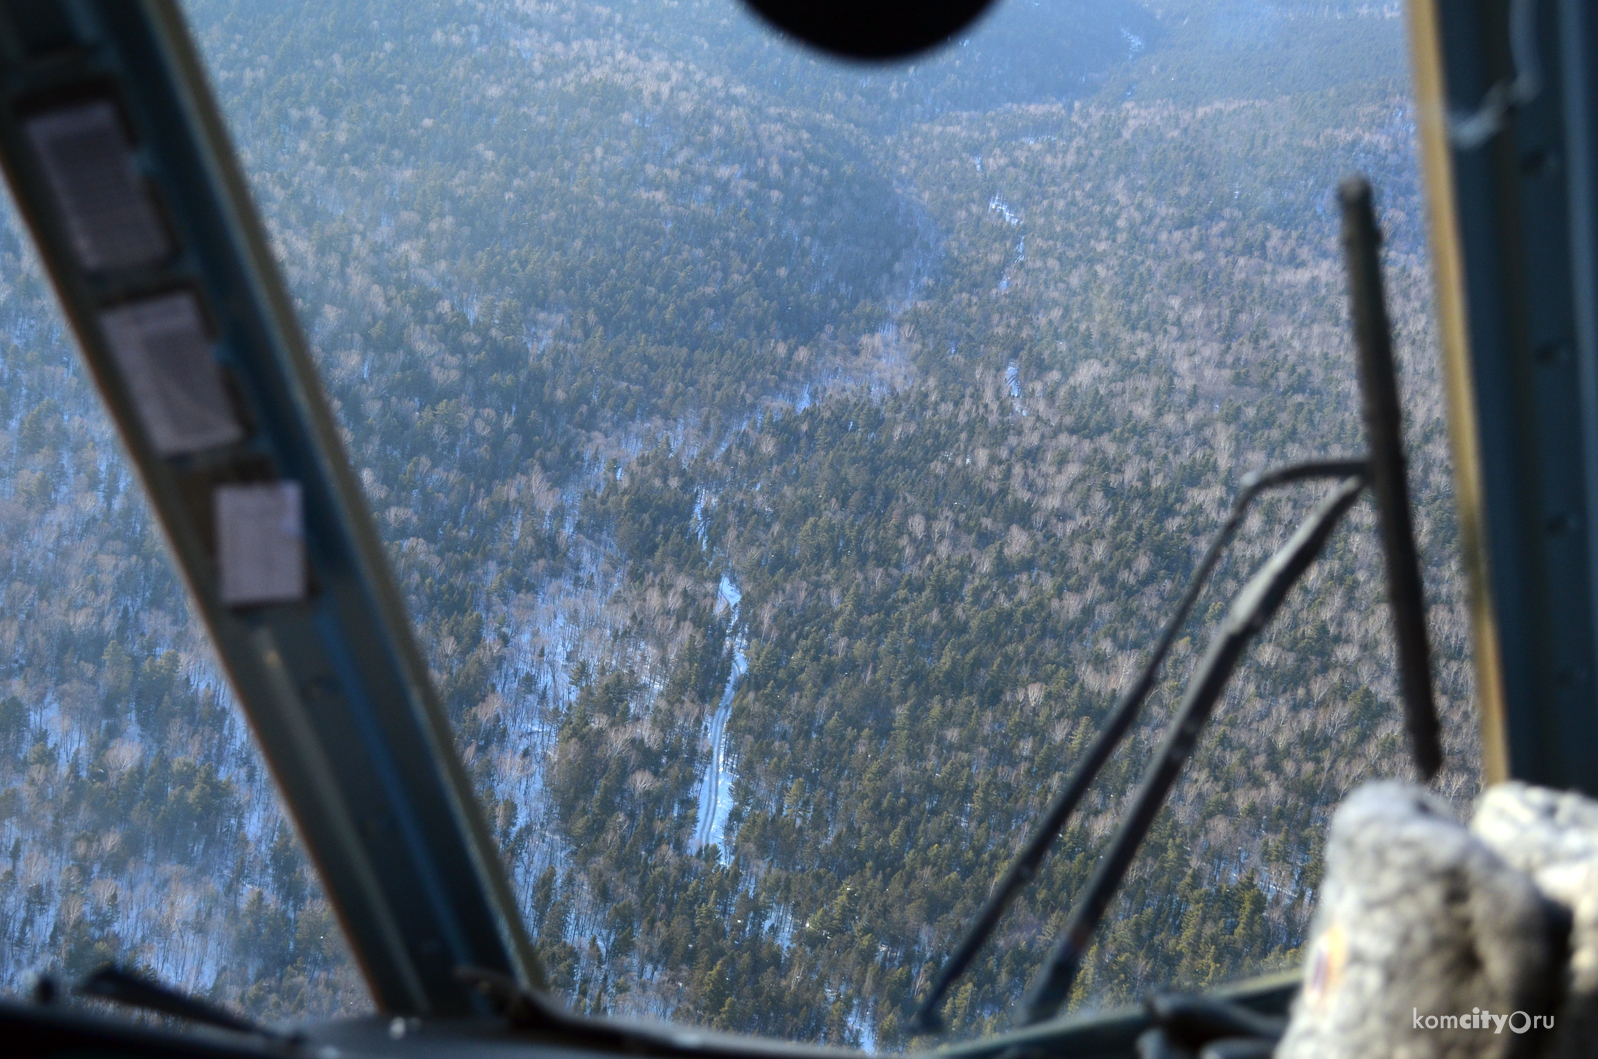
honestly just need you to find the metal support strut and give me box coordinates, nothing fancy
[0,0,543,1015]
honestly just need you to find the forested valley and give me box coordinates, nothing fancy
[0,0,1476,1049]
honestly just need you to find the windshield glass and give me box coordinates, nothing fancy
[0,0,1476,1044]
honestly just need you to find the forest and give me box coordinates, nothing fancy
[0,0,1474,1050]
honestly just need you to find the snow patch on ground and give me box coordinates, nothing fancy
[691,574,747,858]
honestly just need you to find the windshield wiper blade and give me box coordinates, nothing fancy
[1017,474,1365,1027]
[1340,175,1442,780]
[74,964,287,1040]
[911,457,1365,1032]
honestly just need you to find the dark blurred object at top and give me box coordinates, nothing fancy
[741,0,998,59]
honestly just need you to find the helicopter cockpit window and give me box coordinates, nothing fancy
[0,0,1474,1046]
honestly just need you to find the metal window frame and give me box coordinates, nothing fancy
[0,0,542,1015]
[1411,0,1598,796]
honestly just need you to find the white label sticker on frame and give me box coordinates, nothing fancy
[26,100,171,271]
[101,291,244,456]
[215,481,306,606]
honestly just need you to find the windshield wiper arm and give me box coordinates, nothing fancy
[918,177,1438,1034]
[911,457,1365,1032]
[1017,474,1365,1027]
[74,964,289,1040]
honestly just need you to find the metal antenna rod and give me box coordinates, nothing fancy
[912,459,1365,1030]
[1017,475,1366,1027]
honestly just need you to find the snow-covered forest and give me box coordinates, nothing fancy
[0,0,1474,1048]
